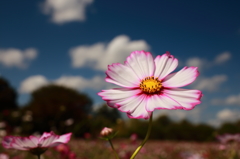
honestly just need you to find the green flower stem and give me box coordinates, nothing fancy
[37,154,41,159]
[130,113,153,159]
[108,139,119,159]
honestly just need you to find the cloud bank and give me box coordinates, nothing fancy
[19,75,110,94]
[193,75,227,92]
[185,51,231,71]
[69,35,150,71]
[212,94,240,106]
[208,108,240,127]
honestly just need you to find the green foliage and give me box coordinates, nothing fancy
[94,104,121,123]
[0,77,18,111]
[89,104,122,136]
[218,121,240,134]
[116,116,216,141]
[22,85,93,135]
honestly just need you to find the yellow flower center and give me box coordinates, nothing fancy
[140,76,162,94]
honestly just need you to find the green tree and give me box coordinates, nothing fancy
[0,77,18,111]
[23,85,93,135]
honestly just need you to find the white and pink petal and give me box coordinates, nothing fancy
[98,88,142,108]
[154,52,178,80]
[146,94,181,111]
[106,63,140,88]
[116,94,150,119]
[28,136,39,146]
[127,101,151,119]
[162,88,202,110]
[11,137,33,150]
[39,132,53,142]
[125,51,155,79]
[39,134,58,147]
[162,66,199,88]
[48,133,72,147]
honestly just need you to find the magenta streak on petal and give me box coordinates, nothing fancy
[127,111,151,119]
[2,136,14,149]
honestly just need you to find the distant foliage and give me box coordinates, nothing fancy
[0,77,18,111]
[22,85,93,135]
[118,115,216,141]
[89,104,122,136]
[218,121,240,134]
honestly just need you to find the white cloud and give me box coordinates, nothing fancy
[214,51,231,64]
[225,94,240,105]
[0,48,38,68]
[185,51,231,71]
[42,0,93,24]
[20,75,49,93]
[69,35,150,71]
[193,75,227,92]
[217,109,240,122]
[19,74,109,94]
[55,75,109,90]
[211,94,240,106]
[208,108,240,127]
[186,57,207,71]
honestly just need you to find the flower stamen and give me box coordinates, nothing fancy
[140,76,162,94]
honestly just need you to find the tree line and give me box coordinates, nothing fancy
[0,77,239,141]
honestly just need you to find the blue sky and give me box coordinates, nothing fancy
[0,0,240,126]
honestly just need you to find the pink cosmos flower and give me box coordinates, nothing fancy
[180,152,204,159]
[217,133,240,144]
[98,51,202,119]
[2,131,72,156]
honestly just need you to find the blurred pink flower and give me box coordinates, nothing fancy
[140,147,147,154]
[2,131,72,156]
[98,51,202,119]
[0,153,9,159]
[55,144,70,155]
[218,144,226,150]
[130,133,138,141]
[217,133,240,144]
[130,133,138,144]
[68,152,77,159]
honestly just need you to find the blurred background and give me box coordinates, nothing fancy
[0,0,240,140]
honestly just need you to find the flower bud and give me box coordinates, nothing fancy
[100,127,113,137]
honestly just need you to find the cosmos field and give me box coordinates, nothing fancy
[1,139,239,159]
